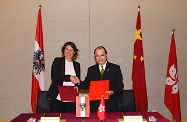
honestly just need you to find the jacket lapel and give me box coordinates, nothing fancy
[105,62,110,74]
[61,57,65,75]
[73,61,78,77]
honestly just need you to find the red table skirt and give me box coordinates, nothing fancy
[10,112,170,122]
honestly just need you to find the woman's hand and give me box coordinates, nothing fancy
[74,86,79,93]
[70,76,80,84]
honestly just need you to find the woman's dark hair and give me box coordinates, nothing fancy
[61,41,78,56]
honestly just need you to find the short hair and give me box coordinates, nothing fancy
[94,46,107,55]
[61,41,78,56]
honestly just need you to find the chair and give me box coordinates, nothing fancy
[118,89,136,112]
[36,91,50,113]
[78,88,89,94]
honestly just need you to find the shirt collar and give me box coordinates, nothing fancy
[99,61,107,70]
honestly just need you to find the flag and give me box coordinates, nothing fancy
[97,95,106,121]
[31,6,45,113]
[164,30,181,122]
[132,7,148,112]
[76,96,90,117]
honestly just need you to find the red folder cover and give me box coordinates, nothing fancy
[58,85,78,102]
[89,80,109,101]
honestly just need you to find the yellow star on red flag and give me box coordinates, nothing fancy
[134,55,137,60]
[140,56,144,62]
[134,29,142,43]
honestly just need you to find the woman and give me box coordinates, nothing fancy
[47,41,80,113]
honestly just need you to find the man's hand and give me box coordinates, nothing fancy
[106,91,114,96]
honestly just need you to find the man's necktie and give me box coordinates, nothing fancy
[100,66,104,75]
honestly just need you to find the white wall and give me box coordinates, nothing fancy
[0,0,187,120]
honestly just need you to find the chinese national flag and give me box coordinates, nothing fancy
[31,7,45,113]
[132,7,148,112]
[97,95,106,121]
[164,30,181,122]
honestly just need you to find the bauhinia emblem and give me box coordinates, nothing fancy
[33,49,45,75]
[166,64,178,94]
[98,104,105,112]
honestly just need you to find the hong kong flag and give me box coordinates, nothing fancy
[31,6,45,113]
[164,30,181,122]
[97,95,106,121]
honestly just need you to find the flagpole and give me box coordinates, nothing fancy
[137,6,141,114]
[101,94,105,122]
[39,5,42,13]
[172,29,175,122]
[172,29,175,34]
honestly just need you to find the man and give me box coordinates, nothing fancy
[79,46,124,112]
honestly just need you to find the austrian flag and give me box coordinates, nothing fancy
[31,6,45,113]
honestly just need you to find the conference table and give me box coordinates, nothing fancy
[10,112,170,122]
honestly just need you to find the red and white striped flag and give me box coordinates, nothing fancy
[31,6,45,113]
[76,96,90,117]
[164,30,181,122]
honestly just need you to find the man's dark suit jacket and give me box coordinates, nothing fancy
[79,61,124,112]
[47,57,80,100]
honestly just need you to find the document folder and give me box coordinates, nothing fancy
[89,80,109,101]
[58,85,78,102]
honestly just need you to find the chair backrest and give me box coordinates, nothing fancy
[118,89,136,112]
[36,91,50,113]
